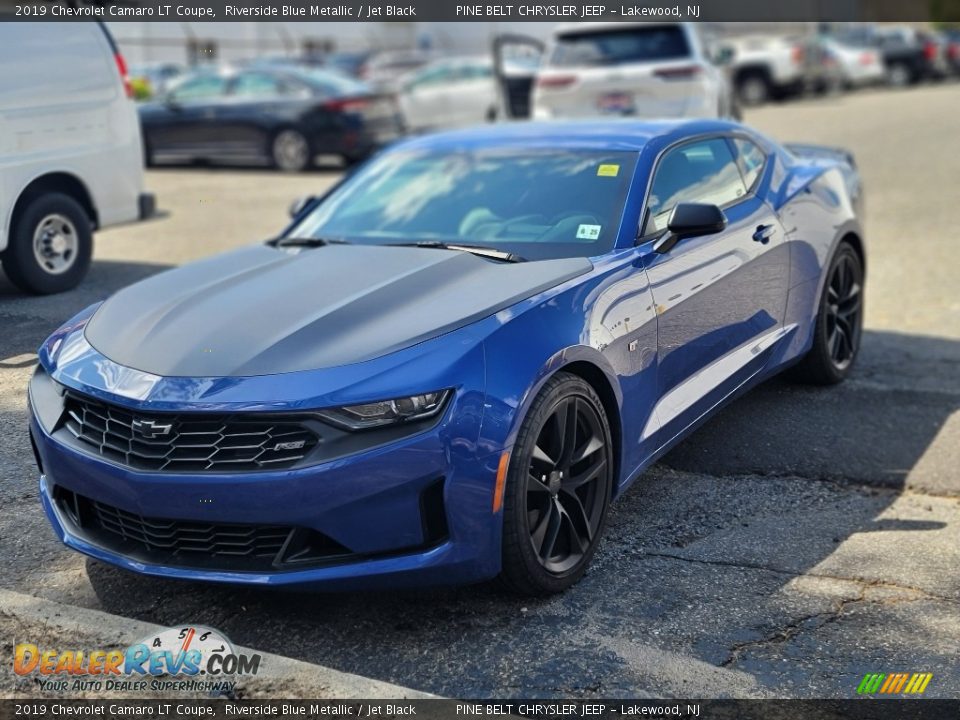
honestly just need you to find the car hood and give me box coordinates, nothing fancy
[83,244,591,377]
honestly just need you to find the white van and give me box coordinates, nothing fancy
[0,21,154,294]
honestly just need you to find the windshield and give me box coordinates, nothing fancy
[288,148,638,260]
[550,26,691,67]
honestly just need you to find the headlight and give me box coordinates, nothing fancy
[316,390,451,431]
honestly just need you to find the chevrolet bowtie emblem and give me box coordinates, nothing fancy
[131,418,173,439]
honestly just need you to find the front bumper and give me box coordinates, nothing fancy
[30,316,503,590]
[32,409,502,590]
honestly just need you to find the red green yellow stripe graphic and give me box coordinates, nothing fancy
[857,672,933,694]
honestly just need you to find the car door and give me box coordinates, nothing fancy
[638,135,789,445]
[217,72,305,160]
[444,62,498,126]
[148,74,229,157]
[398,63,455,131]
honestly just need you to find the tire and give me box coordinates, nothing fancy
[1,193,92,295]
[500,372,614,596]
[270,128,312,172]
[790,241,864,385]
[737,72,771,106]
[886,63,912,88]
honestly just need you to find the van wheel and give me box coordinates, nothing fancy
[1,193,92,294]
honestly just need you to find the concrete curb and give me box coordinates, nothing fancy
[1,588,434,699]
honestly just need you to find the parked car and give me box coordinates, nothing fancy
[139,66,402,171]
[0,22,154,294]
[724,34,810,105]
[819,36,885,89]
[31,119,865,595]
[533,22,736,119]
[397,56,500,132]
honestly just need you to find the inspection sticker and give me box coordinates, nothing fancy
[576,224,602,240]
[597,164,620,177]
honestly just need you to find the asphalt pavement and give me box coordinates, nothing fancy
[1,84,958,699]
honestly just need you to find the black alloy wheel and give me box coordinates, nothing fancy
[500,372,613,596]
[791,240,864,385]
[824,249,863,371]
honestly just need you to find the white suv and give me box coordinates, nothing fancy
[532,22,734,121]
[0,22,154,294]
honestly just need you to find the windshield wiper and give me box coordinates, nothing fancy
[388,241,526,263]
[270,236,351,248]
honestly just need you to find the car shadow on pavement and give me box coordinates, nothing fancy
[77,328,960,697]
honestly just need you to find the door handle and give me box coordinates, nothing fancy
[752,224,775,244]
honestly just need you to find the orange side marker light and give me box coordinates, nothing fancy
[492,451,510,513]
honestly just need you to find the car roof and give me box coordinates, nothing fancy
[394,119,746,153]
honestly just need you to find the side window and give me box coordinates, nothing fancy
[168,76,228,102]
[643,138,747,235]
[733,138,766,190]
[232,73,284,98]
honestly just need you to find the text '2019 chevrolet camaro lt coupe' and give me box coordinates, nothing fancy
[29,120,865,595]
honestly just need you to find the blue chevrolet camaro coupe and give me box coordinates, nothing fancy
[29,119,865,595]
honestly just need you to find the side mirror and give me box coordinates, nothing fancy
[654,203,727,254]
[288,195,317,219]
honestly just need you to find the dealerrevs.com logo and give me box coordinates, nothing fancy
[14,626,261,694]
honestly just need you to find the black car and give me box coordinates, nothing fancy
[139,67,402,171]
[873,27,948,85]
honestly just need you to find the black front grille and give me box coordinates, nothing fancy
[62,394,319,472]
[53,487,354,572]
[93,500,291,560]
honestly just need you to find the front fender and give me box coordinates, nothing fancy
[477,250,660,491]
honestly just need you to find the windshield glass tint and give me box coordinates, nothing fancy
[290,148,638,260]
[550,26,691,67]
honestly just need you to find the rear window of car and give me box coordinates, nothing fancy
[549,26,691,67]
[293,68,370,96]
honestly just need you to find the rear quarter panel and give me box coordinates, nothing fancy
[771,150,863,361]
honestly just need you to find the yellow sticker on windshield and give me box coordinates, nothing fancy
[597,164,620,177]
